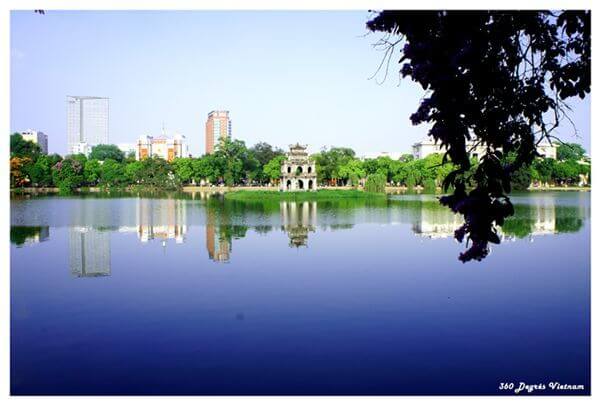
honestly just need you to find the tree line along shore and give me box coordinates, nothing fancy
[10,132,591,194]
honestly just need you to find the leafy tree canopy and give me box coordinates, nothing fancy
[89,144,125,162]
[556,142,586,161]
[250,142,285,166]
[367,10,590,261]
[11,133,41,158]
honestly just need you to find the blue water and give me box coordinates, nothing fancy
[10,191,591,395]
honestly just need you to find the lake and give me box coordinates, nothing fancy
[10,191,591,395]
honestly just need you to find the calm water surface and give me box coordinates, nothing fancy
[10,191,590,395]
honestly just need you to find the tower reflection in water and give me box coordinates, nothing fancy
[280,201,317,247]
[10,192,579,275]
[205,207,231,263]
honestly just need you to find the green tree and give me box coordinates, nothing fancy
[338,158,366,186]
[399,153,414,163]
[364,173,386,193]
[533,158,556,184]
[52,158,85,192]
[99,159,126,187]
[556,143,586,161]
[84,159,102,185]
[213,138,250,185]
[29,154,61,187]
[172,158,195,184]
[124,157,178,189]
[553,160,582,184]
[10,133,41,158]
[313,147,355,185]
[250,142,285,166]
[264,155,286,184]
[89,144,125,162]
[192,155,221,184]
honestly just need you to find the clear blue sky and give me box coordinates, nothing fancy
[10,10,591,156]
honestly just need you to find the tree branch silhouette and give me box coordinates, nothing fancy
[367,10,590,262]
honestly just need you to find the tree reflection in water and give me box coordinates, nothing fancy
[10,191,589,270]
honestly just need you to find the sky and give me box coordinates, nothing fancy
[10,10,591,157]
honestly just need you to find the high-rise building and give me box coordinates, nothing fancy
[66,96,109,155]
[20,129,48,154]
[205,110,231,154]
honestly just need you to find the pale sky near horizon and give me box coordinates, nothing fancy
[10,10,591,156]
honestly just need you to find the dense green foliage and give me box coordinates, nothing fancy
[364,173,386,193]
[556,143,586,161]
[8,132,591,194]
[11,133,41,158]
[89,144,126,162]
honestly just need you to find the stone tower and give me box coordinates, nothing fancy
[280,143,317,191]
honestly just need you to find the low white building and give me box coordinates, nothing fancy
[136,133,189,162]
[71,142,92,157]
[21,129,48,154]
[412,137,557,160]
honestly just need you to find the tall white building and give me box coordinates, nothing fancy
[67,96,109,155]
[21,129,48,154]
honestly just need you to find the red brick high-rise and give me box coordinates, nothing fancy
[205,110,231,154]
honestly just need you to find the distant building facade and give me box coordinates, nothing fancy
[280,144,317,191]
[136,133,188,162]
[412,136,557,160]
[205,110,231,154]
[21,129,48,154]
[67,96,109,155]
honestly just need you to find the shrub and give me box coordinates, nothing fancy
[364,173,386,193]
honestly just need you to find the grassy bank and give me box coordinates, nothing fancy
[224,189,387,201]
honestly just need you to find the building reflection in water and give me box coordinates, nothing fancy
[531,203,556,237]
[69,227,111,277]
[412,207,463,239]
[135,198,187,244]
[411,200,558,241]
[205,199,231,263]
[280,201,317,247]
[21,192,571,276]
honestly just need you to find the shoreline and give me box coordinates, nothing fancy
[10,185,591,194]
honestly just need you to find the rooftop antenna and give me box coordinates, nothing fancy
[161,122,166,136]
